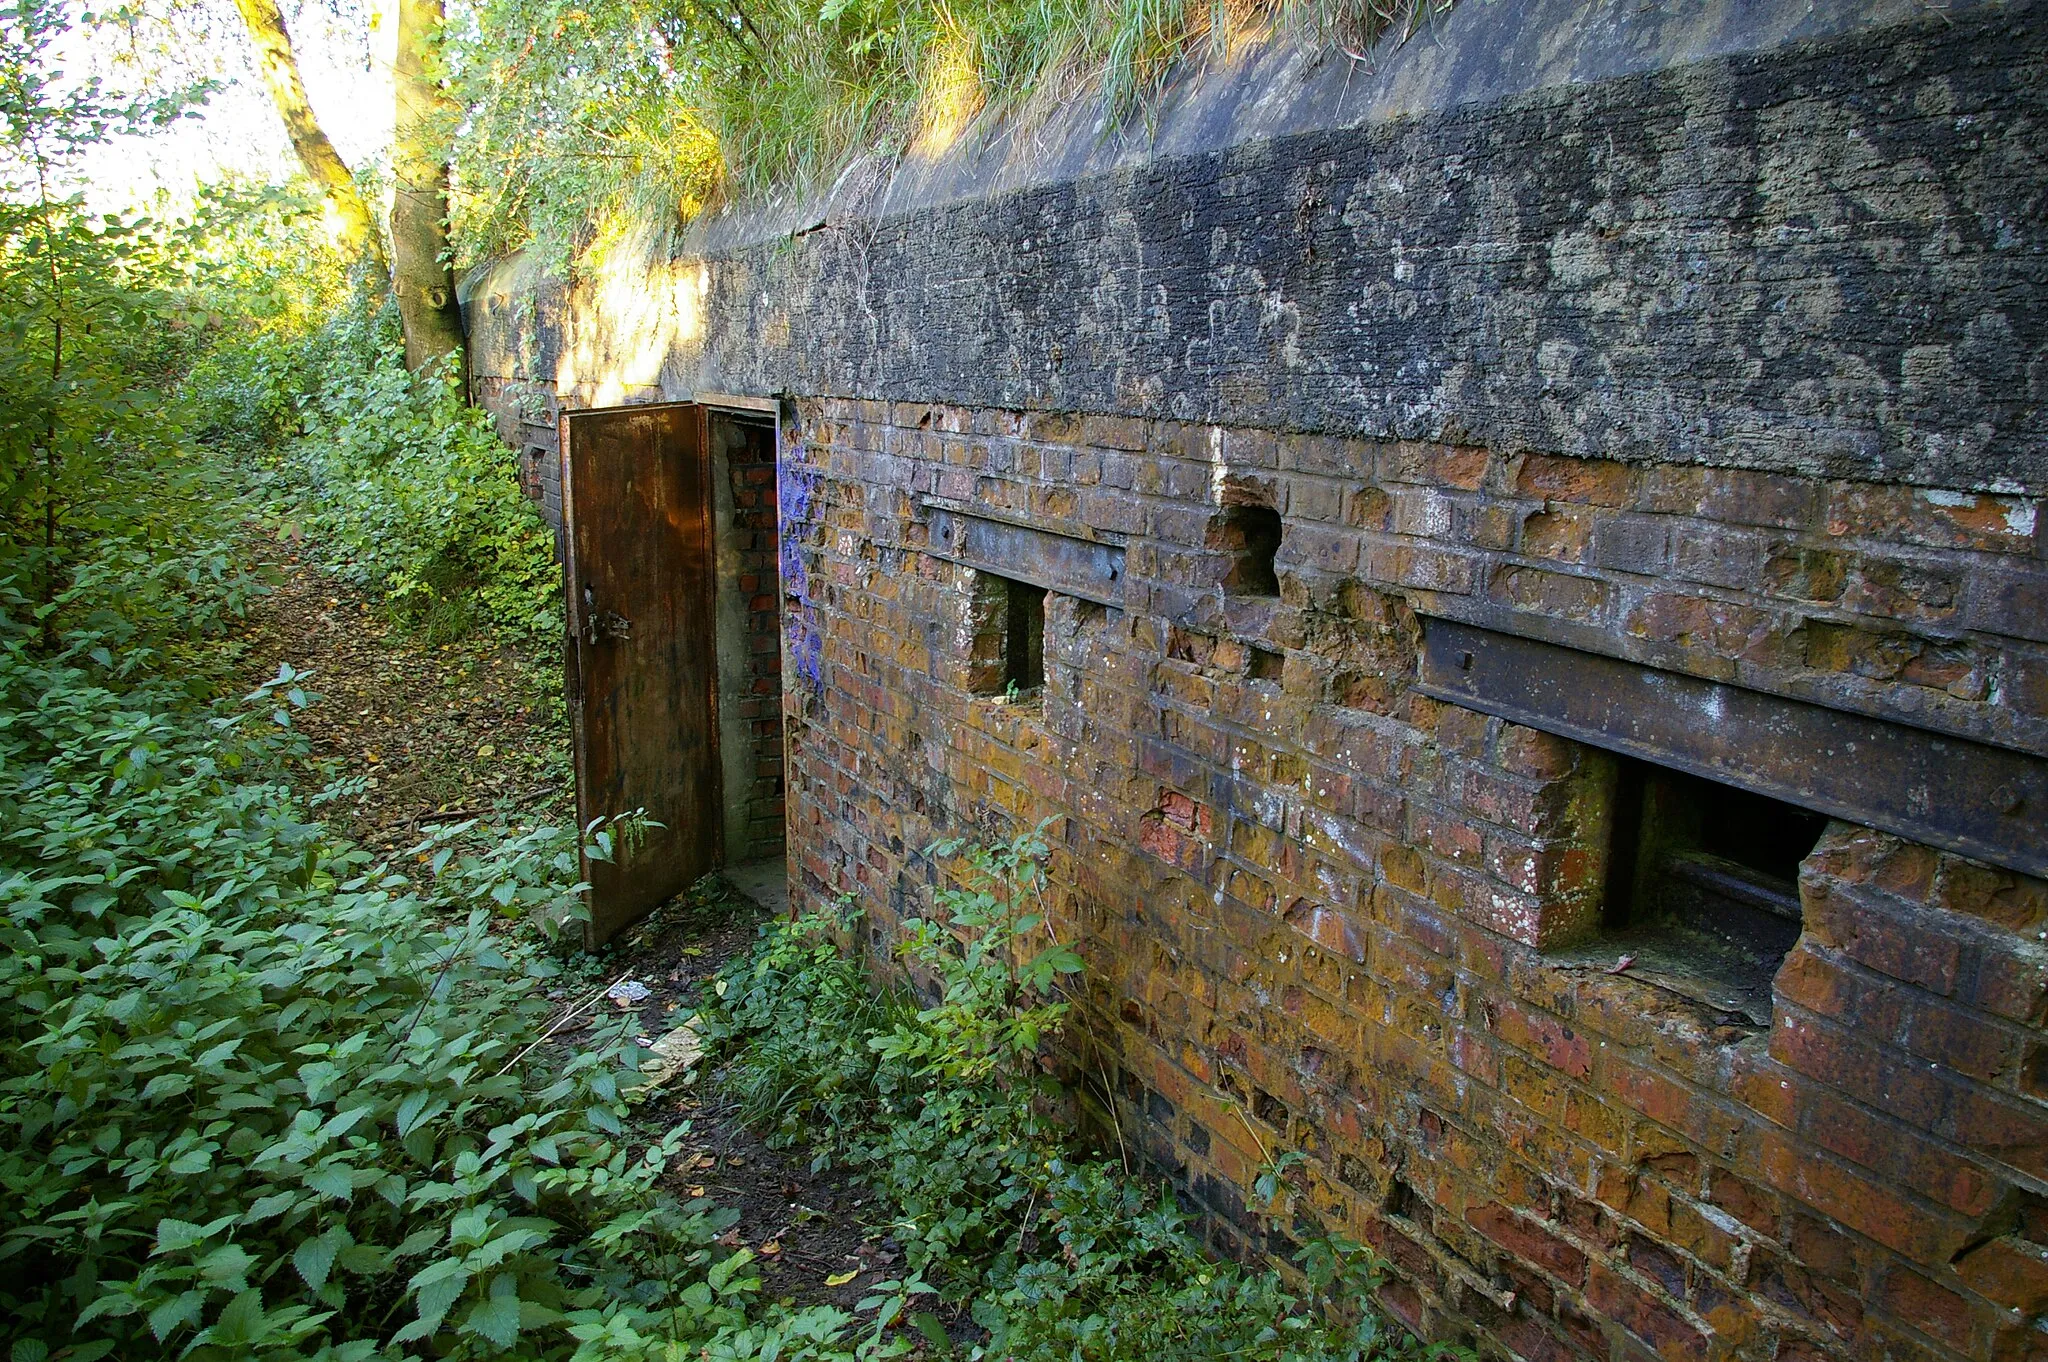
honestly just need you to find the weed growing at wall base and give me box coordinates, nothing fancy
[709,826,1473,1362]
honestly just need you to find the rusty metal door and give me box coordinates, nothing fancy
[561,401,720,944]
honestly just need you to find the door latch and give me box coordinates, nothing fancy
[580,585,632,645]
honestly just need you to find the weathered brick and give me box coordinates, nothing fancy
[1518,506,1595,562]
[1517,454,1634,508]
[1584,1262,1708,1360]
[1590,515,1670,575]
[1873,1265,1981,1354]
[1955,1236,2048,1315]
[1489,563,1609,621]
[1669,523,1763,589]
[1799,883,1961,995]
[1969,568,2048,644]
[1467,1202,1588,1285]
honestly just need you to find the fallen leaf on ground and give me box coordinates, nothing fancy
[825,1270,859,1287]
[760,1240,781,1257]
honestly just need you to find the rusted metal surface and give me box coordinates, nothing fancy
[562,401,721,945]
[1418,617,2048,879]
[924,504,1125,606]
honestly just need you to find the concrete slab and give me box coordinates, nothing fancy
[722,857,789,918]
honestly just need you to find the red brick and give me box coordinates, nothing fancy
[1490,563,1610,621]
[1496,724,1581,780]
[1946,1087,2048,1183]
[1768,1136,1970,1264]
[1490,1312,1578,1362]
[1585,1262,1708,1360]
[1622,591,1775,658]
[1466,1202,1588,1285]
[1606,1058,1693,1131]
[1518,453,1634,507]
[1934,856,2048,933]
[1517,506,1595,562]
[1956,1237,2048,1315]
[1638,466,1819,529]
[1626,1232,1687,1298]
[1875,1266,1980,1354]
[1493,999,1594,1079]
[1901,996,2022,1083]
[1825,483,2038,555]
[1751,1244,1865,1341]
[1282,899,1365,964]
[1968,948,2048,1025]
[1798,887,1960,995]
[1700,1167,1769,1241]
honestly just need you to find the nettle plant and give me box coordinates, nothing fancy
[713,826,1466,1362]
[285,347,560,648]
[0,596,742,1360]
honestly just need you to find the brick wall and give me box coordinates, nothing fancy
[475,376,566,543]
[720,419,786,862]
[778,397,2048,1361]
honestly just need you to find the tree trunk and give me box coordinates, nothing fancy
[392,0,467,381]
[230,0,387,279]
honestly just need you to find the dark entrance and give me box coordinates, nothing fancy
[562,401,719,944]
[560,399,787,945]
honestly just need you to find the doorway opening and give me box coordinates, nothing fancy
[708,410,786,873]
[559,398,786,943]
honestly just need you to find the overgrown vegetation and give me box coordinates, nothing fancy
[707,825,1466,1362]
[173,180,561,649]
[451,0,1454,271]
[0,8,716,1357]
[286,351,560,646]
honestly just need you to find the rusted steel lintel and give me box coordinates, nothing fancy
[1417,617,2047,880]
[925,508,1126,607]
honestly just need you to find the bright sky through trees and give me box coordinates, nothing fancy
[61,0,391,210]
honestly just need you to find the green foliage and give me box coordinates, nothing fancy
[450,0,1454,273]
[162,175,559,653]
[285,349,561,646]
[0,12,777,1355]
[0,0,211,637]
[711,826,1468,1362]
[0,532,757,1359]
[177,179,365,452]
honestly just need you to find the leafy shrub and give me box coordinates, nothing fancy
[286,353,560,646]
[177,181,367,454]
[0,553,748,1360]
[710,828,1467,1362]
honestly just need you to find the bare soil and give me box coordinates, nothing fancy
[238,540,574,850]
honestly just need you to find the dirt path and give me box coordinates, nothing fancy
[239,544,895,1320]
[602,891,899,1317]
[239,542,574,850]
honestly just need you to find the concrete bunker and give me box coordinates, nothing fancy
[467,1,2048,1355]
